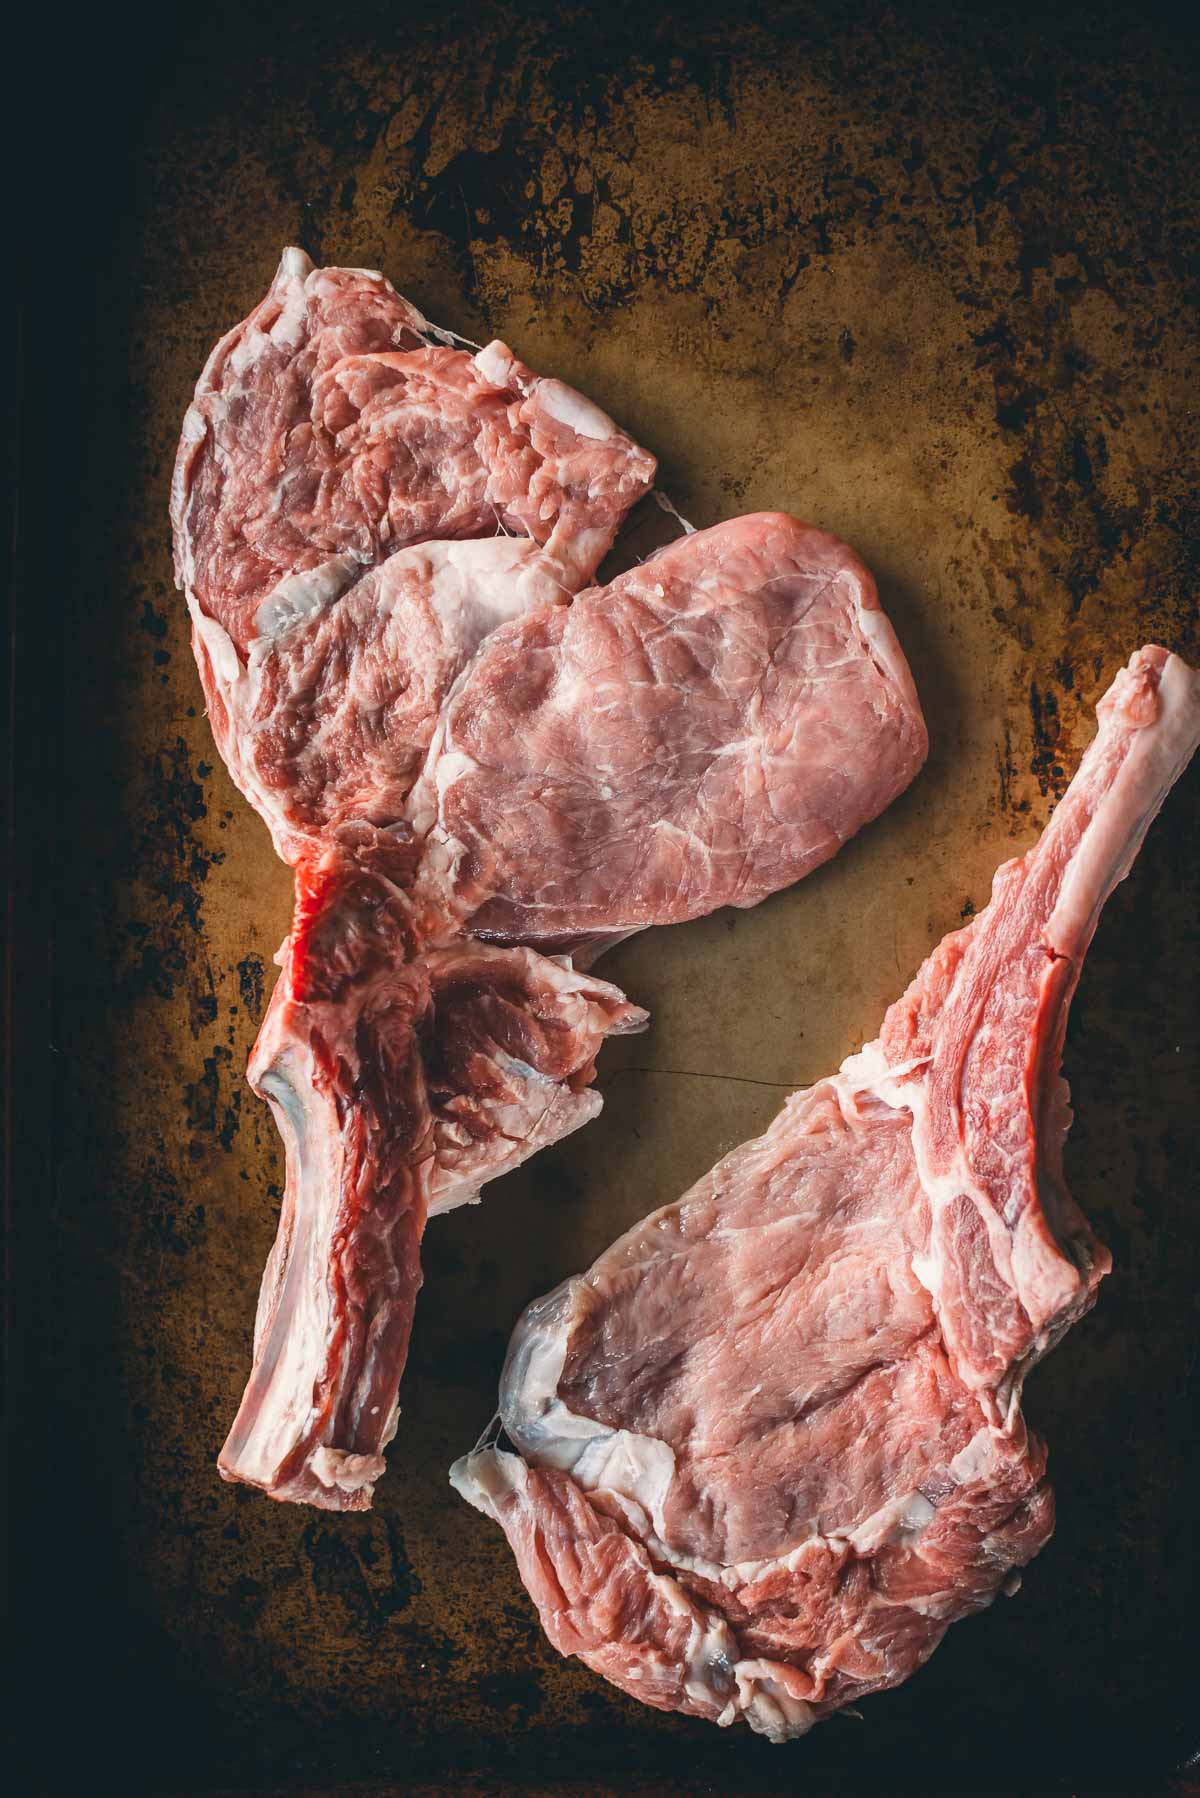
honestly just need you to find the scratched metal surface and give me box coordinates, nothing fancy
[13,2,1199,1794]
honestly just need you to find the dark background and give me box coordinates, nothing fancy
[7,2,1199,1793]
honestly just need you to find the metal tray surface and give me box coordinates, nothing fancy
[7,3,1198,1794]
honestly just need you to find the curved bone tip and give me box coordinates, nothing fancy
[278,245,315,281]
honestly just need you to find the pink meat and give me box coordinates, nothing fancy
[220,847,646,1510]
[421,942,648,1217]
[411,513,928,954]
[196,537,567,865]
[171,247,656,661]
[173,251,928,1511]
[170,250,660,1507]
[171,247,656,864]
[453,646,1199,1735]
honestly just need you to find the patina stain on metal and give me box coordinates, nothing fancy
[15,3,1198,1793]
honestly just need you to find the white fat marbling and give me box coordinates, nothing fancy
[501,1281,680,1542]
[449,1443,529,1515]
[187,594,241,687]
[732,1662,818,1742]
[846,1488,937,1553]
[310,1445,387,1493]
[474,341,517,389]
[536,378,617,440]
[253,553,363,638]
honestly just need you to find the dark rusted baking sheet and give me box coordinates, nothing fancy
[8,2,1199,1794]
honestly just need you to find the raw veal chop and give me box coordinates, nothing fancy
[454,646,1199,1734]
[172,249,659,1504]
[219,846,647,1509]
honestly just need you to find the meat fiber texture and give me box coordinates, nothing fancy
[172,246,656,867]
[171,249,927,1510]
[409,512,927,960]
[454,647,1200,1736]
